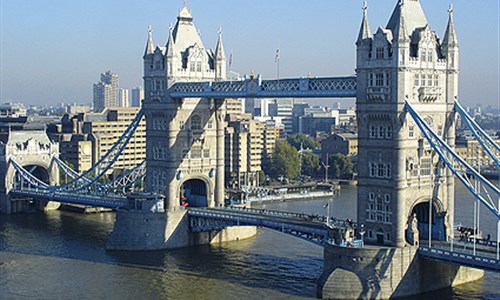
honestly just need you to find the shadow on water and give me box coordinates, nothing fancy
[0,211,322,298]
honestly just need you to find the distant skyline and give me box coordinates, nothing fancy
[0,0,498,108]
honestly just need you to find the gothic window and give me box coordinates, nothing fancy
[414,74,420,86]
[378,163,385,178]
[421,50,427,62]
[427,51,433,62]
[376,197,383,211]
[207,120,213,129]
[386,126,392,139]
[368,74,374,87]
[369,192,375,201]
[420,158,432,176]
[370,125,377,138]
[190,62,195,72]
[196,61,202,72]
[179,121,185,130]
[191,115,202,130]
[369,162,377,177]
[438,125,443,136]
[421,74,426,86]
[203,149,210,158]
[378,125,386,139]
[376,47,384,59]
[409,126,415,138]
[385,73,390,86]
[191,145,202,158]
[433,75,439,87]
[375,73,384,86]
[427,75,433,87]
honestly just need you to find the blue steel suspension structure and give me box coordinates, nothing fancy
[405,101,499,219]
[9,108,146,207]
[454,101,500,167]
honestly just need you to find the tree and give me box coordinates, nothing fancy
[329,153,353,179]
[287,133,321,151]
[269,140,301,179]
[301,151,320,177]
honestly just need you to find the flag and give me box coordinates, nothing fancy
[229,51,233,67]
[323,202,329,209]
[275,49,280,63]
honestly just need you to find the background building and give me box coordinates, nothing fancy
[119,89,130,107]
[131,87,144,107]
[93,71,119,111]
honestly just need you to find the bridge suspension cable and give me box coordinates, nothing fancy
[53,107,145,192]
[455,100,500,167]
[405,101,500,219]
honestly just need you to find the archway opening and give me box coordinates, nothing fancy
[180,179,208,207]
[14,165,50,187]
[411,202,446,241]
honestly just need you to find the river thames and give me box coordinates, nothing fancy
[0,184,498,299]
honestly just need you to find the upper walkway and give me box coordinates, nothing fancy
[168,76,357,99]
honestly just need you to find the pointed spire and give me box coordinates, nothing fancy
[144,25,154,56]
[357,1,372,43]
[215,27,226,59]
[442,4,458,47]
[394,1,409,43]
[178,0,193,22]
[166,23,176,57]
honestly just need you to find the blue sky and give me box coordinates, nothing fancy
[0,0,498,108]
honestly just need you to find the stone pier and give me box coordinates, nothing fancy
[317,245,483,299]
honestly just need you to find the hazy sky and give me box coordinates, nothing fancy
[0,0,498,108]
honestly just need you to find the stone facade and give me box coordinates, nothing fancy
[0,130,59,213]
[143,3,227,210]
[356,0,459,247]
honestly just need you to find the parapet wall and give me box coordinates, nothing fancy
[317,244,484,299]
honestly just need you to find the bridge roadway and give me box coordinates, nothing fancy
[187,207,355,246]
[419,244,500,273]
[9,188,127,209]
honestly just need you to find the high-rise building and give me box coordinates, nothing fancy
[93,71,119,111]
[131,86,144,107]
[59,107,146,175]
[119,88,130,107]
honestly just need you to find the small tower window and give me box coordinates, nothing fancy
[190,63,195,72]
[433,75,439,87]
[375,73,384,86]
[421,50,427,62]
[376,47,384,59]
[414,74,420,86]
[191,115,202,130]
[196,61,202,72]
[421,74,426,86]
[427,51,433,62]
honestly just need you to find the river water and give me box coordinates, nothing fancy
[0,184,498,299]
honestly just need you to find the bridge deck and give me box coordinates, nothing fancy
[187,207,351,245]
[418,245,500,273]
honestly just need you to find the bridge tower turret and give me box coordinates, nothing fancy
[356,0,458,247]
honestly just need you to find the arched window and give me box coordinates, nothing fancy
[191,115,202,130]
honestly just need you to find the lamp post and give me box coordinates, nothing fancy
[360,224,365,247]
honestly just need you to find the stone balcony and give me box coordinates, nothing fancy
[417,87,442,102]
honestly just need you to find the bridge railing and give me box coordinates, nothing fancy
[418,246,500,272]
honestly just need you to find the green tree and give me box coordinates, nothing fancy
[329,153,353,179]
[287,133,320,151]
[301,151,320,177]
[269,140,301,179]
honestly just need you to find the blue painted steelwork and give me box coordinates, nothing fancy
[55,108,145,192]
[9,189,126,209]
[168,76,357,99]
[405,101,500,219]
[105,160,146,190]
[455,101,500,167]
[9,158,50,190]
[418,246,500,273]
[187,207,349,245]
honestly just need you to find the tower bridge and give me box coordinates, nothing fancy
[1,0,499,298]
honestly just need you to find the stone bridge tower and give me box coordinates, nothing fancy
[143,3,227,211]
[0,130,59,213]
[356,0,459,247]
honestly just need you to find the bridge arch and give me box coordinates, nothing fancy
[409,197,446,242]
[179,175,213,208]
